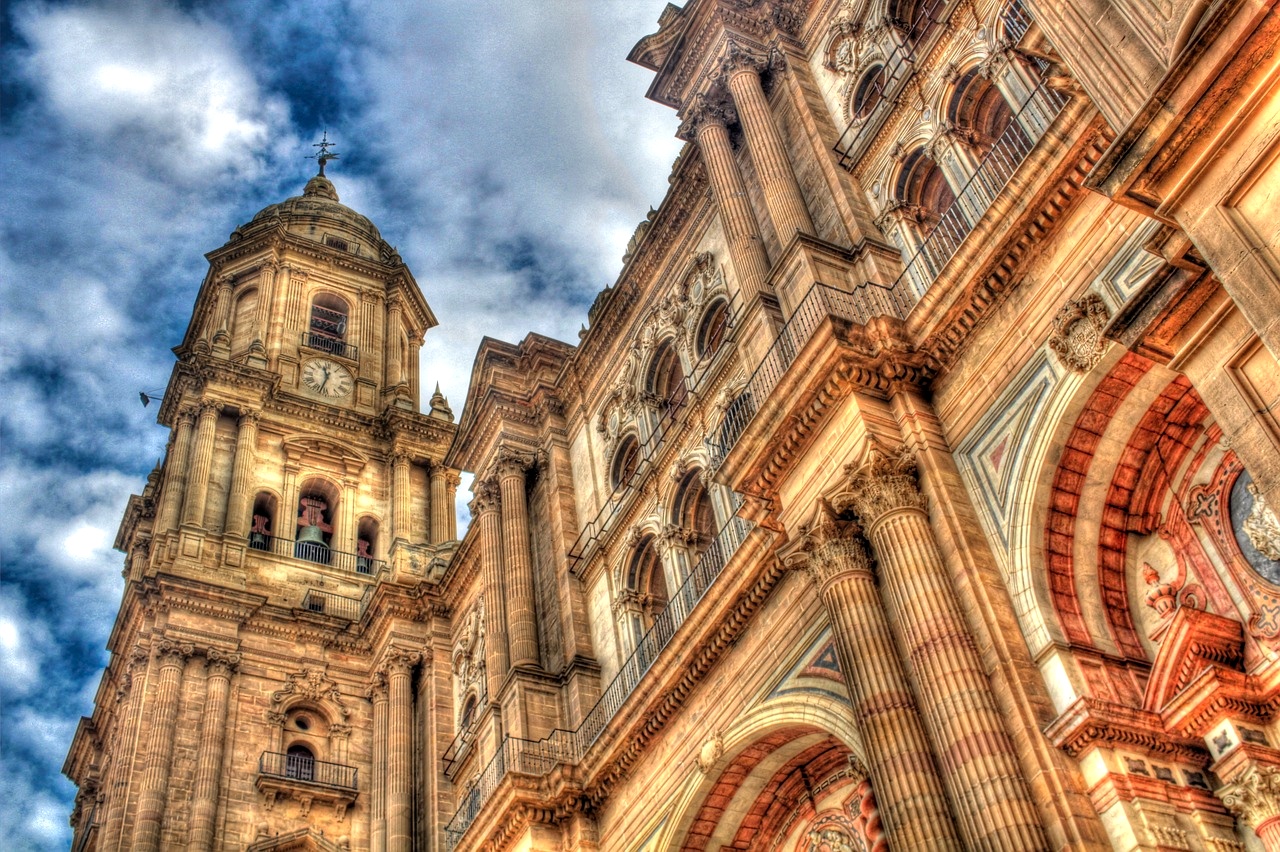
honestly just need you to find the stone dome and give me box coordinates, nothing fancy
[244,173,386,255]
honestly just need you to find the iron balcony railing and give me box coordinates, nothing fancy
[248,532,385,576]
[301,331,358,361]
[566,293,741,570]
[259,751,358,790]
[300,588,366,621]
[899,79,1067,299]
[445,509,752,847]
[711,77,1069,466]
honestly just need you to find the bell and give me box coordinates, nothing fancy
[297,525,328,545]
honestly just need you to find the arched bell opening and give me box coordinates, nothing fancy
[307,291,350,356]
[294,478,339,565]
[250,491,278,550]
[356,516,380,574]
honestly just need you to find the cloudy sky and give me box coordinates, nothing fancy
[0,1,682,847]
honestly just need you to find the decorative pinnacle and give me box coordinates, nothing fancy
[309,131,340,176]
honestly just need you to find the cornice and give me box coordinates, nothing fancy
[1046,696,1208,764]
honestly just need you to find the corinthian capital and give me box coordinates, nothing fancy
[840,445,927,525]
[381,648,422,677]
[155,638,195,665]
[469,477,501,516]
[494,444,535,479]
[1219,763,1280,833]
[787,504,875,588]
[204,649,242,678]
[720,40,767,80]
[679,93,738,139]
[364,670,388,702]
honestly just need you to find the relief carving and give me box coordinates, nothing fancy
[1048,293,1110,373]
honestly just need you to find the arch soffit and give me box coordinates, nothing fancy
[661,697,862,851]
[1035,353,1213,657]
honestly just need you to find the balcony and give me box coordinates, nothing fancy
[249,532,386,576]
[256,751,358,818]
[300,331,358,362]
[445,511,753,848]
[300,588,366,622]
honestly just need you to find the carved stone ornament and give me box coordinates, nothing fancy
[1243,482,1280,561]
[155,639,195,665]
[806,827,857,852]
[839,445,927,525]
[453,597,487,712]
[697,733,723,774]
[1048,293,1111,373]
[791,502,874,588]
[270,667,350,721]
[1218,764,1280,832]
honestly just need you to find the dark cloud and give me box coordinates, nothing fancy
[0,1,679,847]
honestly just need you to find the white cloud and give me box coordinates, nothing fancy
[16,1,289,182]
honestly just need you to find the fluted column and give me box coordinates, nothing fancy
[684,97,772,304]
[794,520,960,850]
[385,296,404,389]
[157,408,196,532]
[472,480,509,698]
[182,402,220,528]
[132,639,193,852]
[445,470,461,541]
[429,463,449,544]
[723,45,814,244]
[844,447,1046,850]
[267,261,291,365]
[224,410,259,537]
[497,448,539,668]
[189,650,239,852]
[100,648,147,852]
[391,451,412,544]
[384,650,419,852]
[366,672,389,852]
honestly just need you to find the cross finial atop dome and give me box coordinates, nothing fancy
[308,130,340,176]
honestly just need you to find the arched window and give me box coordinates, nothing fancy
[892,0,945,44]
[895,147,956,231]
[625,534,669,642]
[286,744,315,782]
[696,299,731,359]
[948,69,1026,152]
[308,293,350,355]
[851,64,886,120]
[357,516,379,574]
[295,479,337,564]
[231,288,259,354]
[674,471,716,558]
[646,339,686,416]
[459,694,478,730]
[250,491,277,550]
[611,435,641,489]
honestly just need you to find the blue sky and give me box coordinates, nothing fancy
[0,1,682,847]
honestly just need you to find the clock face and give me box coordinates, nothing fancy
[301,358,354,399]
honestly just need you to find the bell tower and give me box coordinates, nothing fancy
[65,148,462,851]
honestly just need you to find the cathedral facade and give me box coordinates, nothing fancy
[65,1,1280,850]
